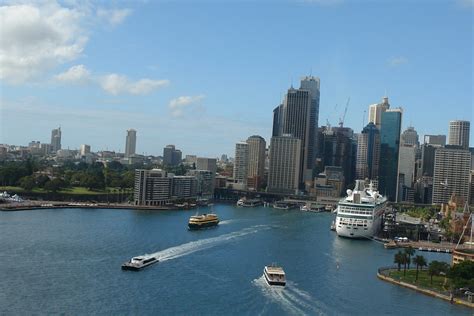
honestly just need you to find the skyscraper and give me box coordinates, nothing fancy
[233,141,249,188]
[356,122,381,182]
[267,135,301,195]
[398,145,416,188]
[50,127,61,153]
[448,120,470,149]
[319,126,354,186]
[163,145,182,166]
[272,76,320,187]
[368,97,390,130]
[246,135,266,190]
[401,126,419,147]
[378,108,403,201]
[125,129,136,158]
[432,146,471,204]
[80,144,91,156]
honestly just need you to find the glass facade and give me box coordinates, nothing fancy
[379,110,402,201]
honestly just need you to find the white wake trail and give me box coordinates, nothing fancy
[147,225,270,262]
[253,276,326,315]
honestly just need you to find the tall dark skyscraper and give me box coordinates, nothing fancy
[319,126,355,187]
[272,76,320,188]
[356,122,380,182]
[50,127,61,153]
[378,108,403,201]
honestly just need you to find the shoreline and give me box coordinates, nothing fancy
[377,267,474,309]
[0,202,188,212]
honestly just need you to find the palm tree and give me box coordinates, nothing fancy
[404,246,415,270]
[394,251,405,271]
[428,261,441,285]
[413,255,427,282]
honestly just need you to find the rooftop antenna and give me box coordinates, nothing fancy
[362,110,367,128]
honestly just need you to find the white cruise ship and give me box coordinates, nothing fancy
[335,180,387,238]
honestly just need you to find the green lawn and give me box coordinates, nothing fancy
[0,186,132,195]
[389,269,448,292]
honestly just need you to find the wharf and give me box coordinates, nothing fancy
[383,240,454,253]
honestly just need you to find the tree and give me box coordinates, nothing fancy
[413,255,428,282]
[18,176,35,191]
[428,261,450,285]
[44,178,65,193]
[394,251,405,271]
[447,260,474,291]
[404,246,415,270]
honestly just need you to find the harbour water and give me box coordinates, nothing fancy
[0,205,469,315]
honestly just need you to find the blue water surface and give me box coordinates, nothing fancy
[0,205,470,315]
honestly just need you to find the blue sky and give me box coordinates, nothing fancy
[1,0,472,157]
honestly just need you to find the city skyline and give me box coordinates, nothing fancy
[1,1,473,157]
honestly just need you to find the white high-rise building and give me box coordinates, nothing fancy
[448,120,470,149]
[267,135,301,195]
[233,142,249,188]
[368,97,390,130]
[80,144,91,156]
[125,129,137,158]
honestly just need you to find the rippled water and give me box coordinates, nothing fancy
[0,205,469,315]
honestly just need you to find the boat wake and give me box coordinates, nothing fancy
[218,219,235,225]
[253,276,326,315]
[148,225,270,263]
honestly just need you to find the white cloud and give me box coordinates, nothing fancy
[0,2,87,84]
[96,8,132,26]
[387,56,409,67]
[169,95,206,118]
[457,0,474,8]
[0,2,134,84]
[54,64,91,83]
[100,74,169,95]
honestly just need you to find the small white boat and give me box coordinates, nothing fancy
[263,265,286,286]
[121,255,159,271]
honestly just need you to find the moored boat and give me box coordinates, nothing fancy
[300,202,325,212]
[236,198,262,207]
[121,255,159,271]
[188,213,219,230]
[263,265,286,286]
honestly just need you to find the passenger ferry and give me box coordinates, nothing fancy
[273,201,291,210]
[300,202,325,213]
[188,213,219,230]
[236,198,263,207]
[263,265,286,286]
[121,255,159,271]
[335,180,387,239]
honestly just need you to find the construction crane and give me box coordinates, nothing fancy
[338,97,350,127]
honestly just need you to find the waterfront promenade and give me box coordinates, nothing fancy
[377,267,474,309]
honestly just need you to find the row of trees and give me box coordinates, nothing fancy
[393,247,474,290]
[2,160,135,192]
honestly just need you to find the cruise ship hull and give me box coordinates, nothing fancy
[188,220,219,230]
[335,215,382,239]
